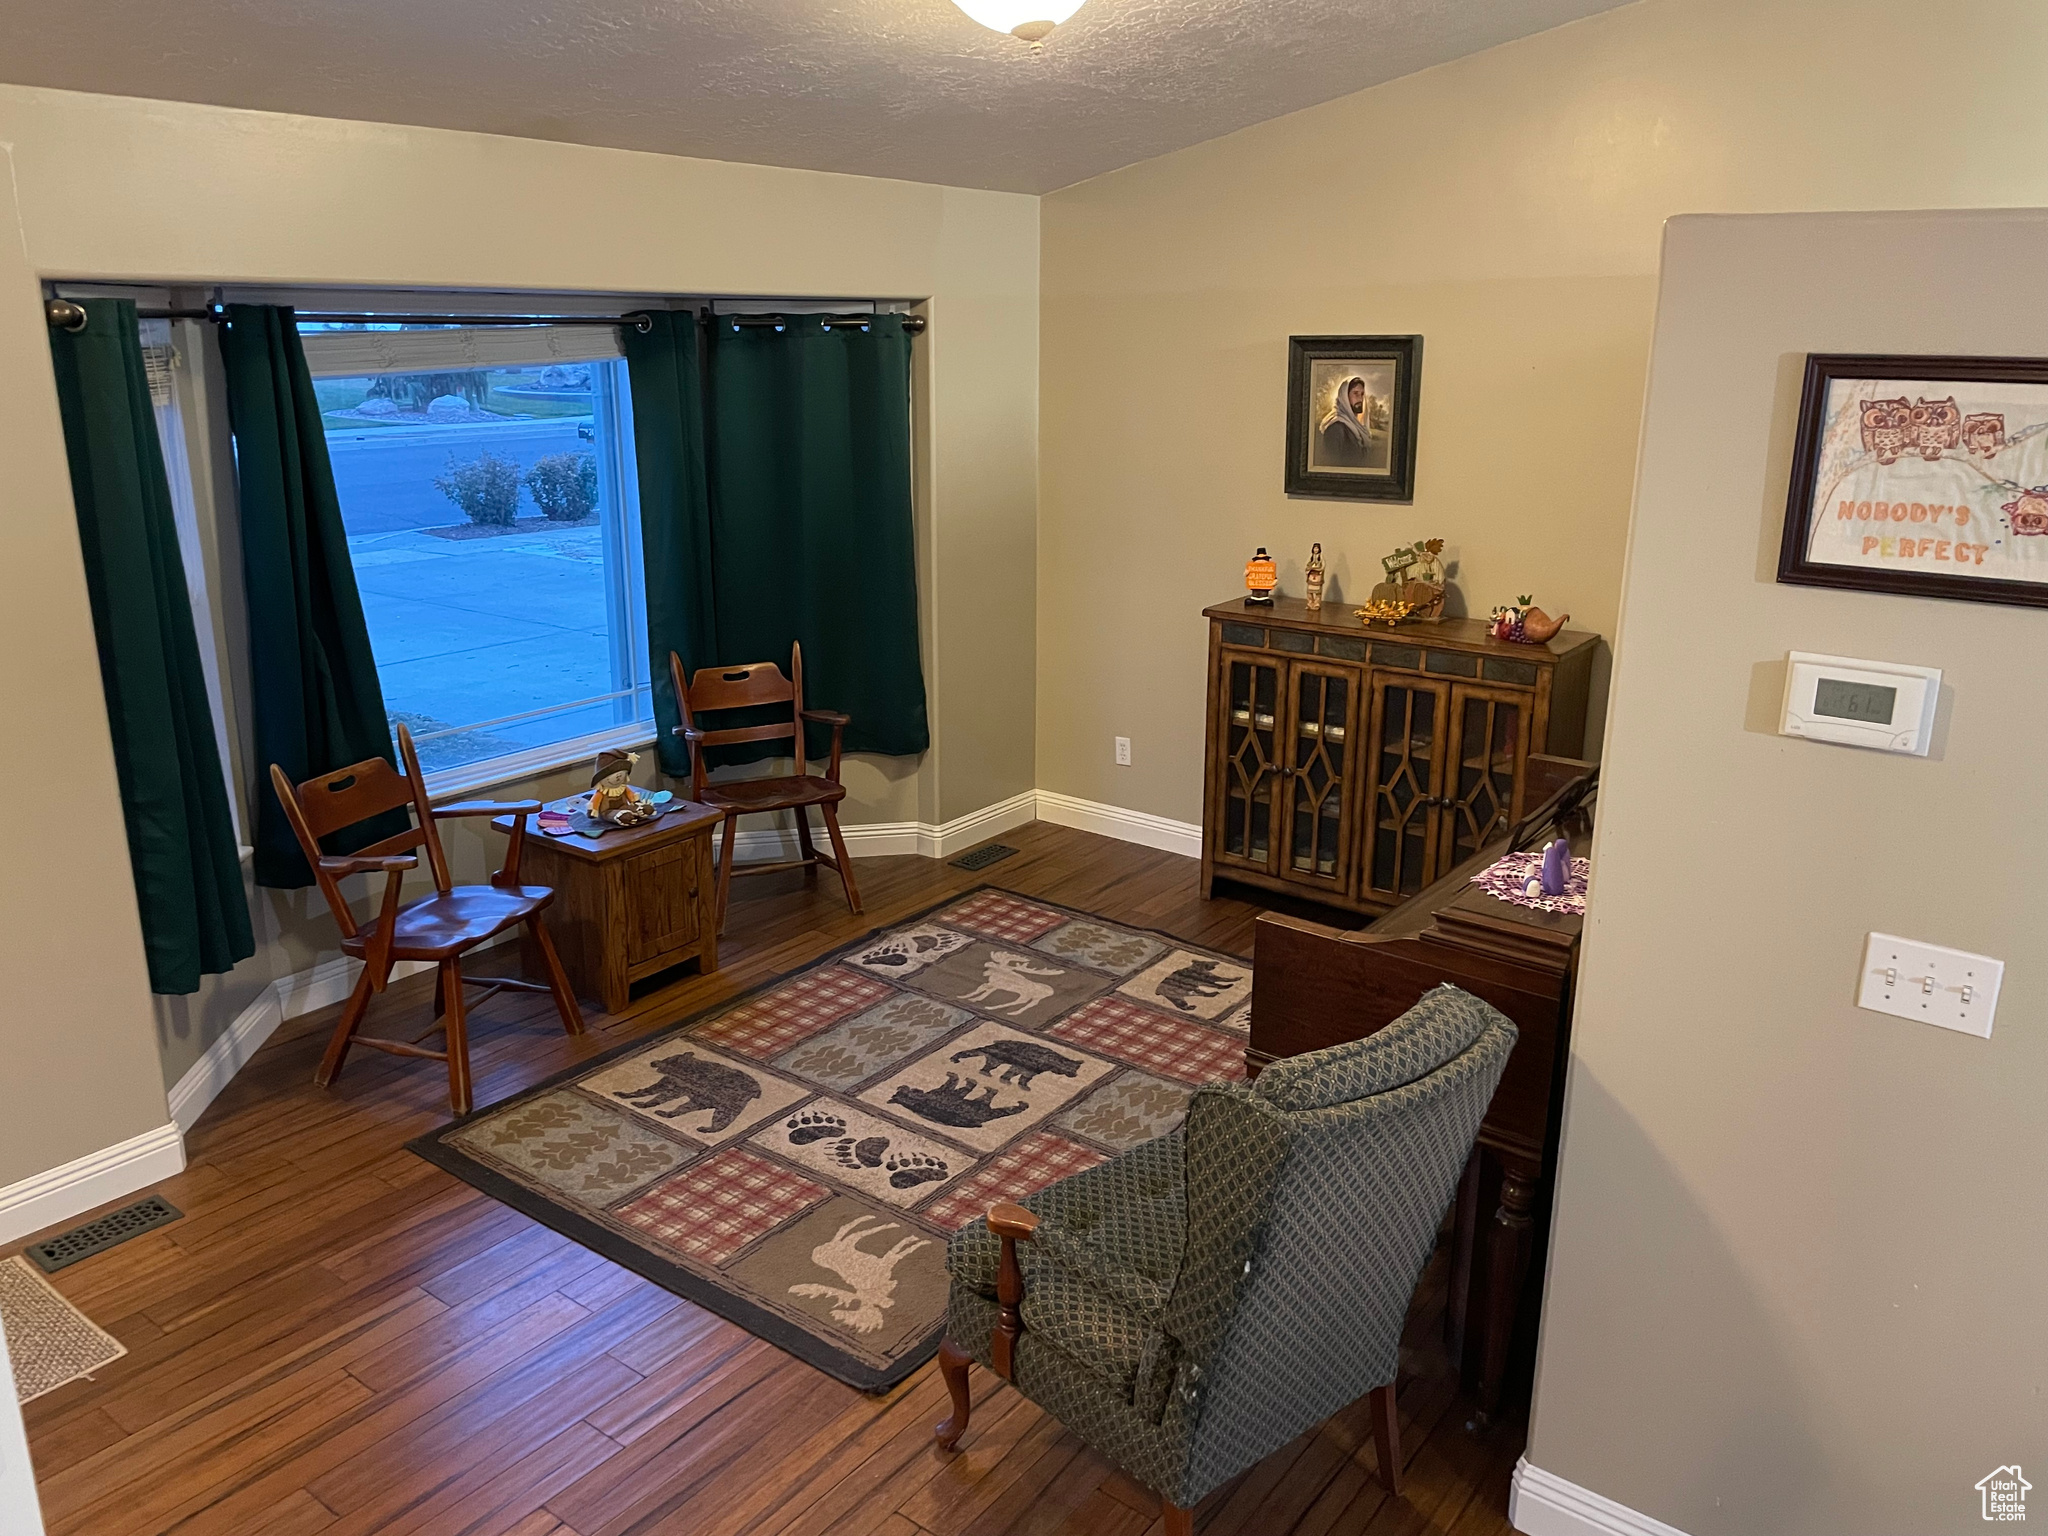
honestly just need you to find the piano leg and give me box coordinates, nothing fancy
[1470,1152,1540,1429]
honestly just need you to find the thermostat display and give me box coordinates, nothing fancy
[1780,652,1939,756]
[1812,677,1896,724]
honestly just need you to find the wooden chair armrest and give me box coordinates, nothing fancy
[799,709,850,782]
[317,854,418,877]
[987,1203,1040,1240]
[318,857,416,989]
[672,723,708,740]
[450,802,544,886]
[988,1203,1039,1379]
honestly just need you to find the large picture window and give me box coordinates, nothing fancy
[303,323,651,777]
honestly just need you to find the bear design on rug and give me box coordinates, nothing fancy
[890,1074,1029,1129]
[949,1038,1082,1090]
[612,1051,762,1130]
[1152,958,1240,1014]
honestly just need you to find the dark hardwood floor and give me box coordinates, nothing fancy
[14,821,1525,1536]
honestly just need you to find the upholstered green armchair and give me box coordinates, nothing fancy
[933,984,1517,1534]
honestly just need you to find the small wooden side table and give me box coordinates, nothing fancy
[492,802,723,1014]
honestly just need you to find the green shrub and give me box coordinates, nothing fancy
[525,452,599,521]
[433,450,521,527]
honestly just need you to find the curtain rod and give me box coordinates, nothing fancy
[44,299,925,335]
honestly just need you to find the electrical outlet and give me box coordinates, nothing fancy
[1114,736,1132,766]
[1855,932,2003,1038]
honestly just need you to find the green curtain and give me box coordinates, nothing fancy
[49,299,255,994]
[622,311,719,777]
[219,304,405,888]
[704,313,929,760]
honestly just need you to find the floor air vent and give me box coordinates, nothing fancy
[25,1194,183,1272]
[949,843,1019,872]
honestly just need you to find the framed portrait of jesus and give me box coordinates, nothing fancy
[1284,334,1422,502]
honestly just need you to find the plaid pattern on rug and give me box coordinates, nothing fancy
[410,889,1250,1392]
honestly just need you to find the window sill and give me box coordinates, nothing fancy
[423,721,658,804]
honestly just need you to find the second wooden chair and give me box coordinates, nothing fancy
[668,643,862,933]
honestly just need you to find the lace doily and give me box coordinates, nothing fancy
[1470,850,1589,914]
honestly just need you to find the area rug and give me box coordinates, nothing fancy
[410,888,1252,1391]
[1,1255,127,1403]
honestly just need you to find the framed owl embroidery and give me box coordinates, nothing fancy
[1779,353,2048,608]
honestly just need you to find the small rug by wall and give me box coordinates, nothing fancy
[2,1255,128,1403]
[410,888,1251,1391]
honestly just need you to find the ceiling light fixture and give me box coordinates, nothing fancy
[950,0,1083,44]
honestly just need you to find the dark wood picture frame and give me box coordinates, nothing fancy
[1778,352,2048,609]
[1285,334,1422,502]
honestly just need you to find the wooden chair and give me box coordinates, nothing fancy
[667,643,862,934]
[269,723,583,1115]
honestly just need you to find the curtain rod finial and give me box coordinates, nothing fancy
[45,298,88,332]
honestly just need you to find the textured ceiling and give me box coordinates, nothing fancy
[0,0,1632,194]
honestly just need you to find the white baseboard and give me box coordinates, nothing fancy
[1510,1459,1693,1536]
[166,988,282,1135]
[725,789,1039,864]
[167,943,502,1136]
[1032,790,1203,859]
[0,1123,186,1250]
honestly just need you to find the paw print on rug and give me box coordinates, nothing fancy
[827,1137,952,1189]
[753,1104,961,1207]
[830,1136,893,1170]
[884,1151,950,1190]
[785,1109,847,1146]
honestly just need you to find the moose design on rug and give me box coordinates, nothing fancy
[860,1019,1115,1151]
[724,1194,953,1355]
[581,1042,809,1144]
[908,939,1113,1027]
[953,951,1061,1015]
[785,1214,931,1335]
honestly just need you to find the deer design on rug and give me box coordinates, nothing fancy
[961,951,1065,1016]
[787,1215,931,1334]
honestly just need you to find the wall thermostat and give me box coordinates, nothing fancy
[1779,651,1940,755]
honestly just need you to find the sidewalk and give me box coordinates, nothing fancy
[347,520,627,770]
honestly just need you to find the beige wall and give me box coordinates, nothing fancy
[1527,207,2047,1535]
[0,86,1037,1177]
[1037,0,2048,823]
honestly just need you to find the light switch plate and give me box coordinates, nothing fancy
[1856,932,2003,1038]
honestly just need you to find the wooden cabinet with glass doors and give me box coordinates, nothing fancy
[1201,599,1595,917]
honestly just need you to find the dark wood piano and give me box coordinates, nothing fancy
[1245,755,1596,1422]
